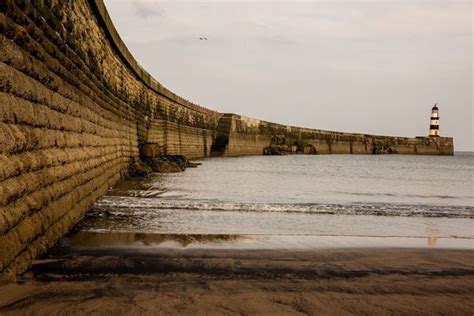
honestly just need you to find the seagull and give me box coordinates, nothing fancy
[199,37,208,41]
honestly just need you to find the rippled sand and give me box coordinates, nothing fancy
[1,248,473,315]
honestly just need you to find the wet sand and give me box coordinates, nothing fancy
[1,248,473,315]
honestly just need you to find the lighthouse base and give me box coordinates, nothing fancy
[412,137,454,155]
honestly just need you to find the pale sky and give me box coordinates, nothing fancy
[104,0,473,151]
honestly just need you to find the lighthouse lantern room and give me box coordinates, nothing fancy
[429,104,440,137]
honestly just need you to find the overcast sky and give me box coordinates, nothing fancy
[104,0,472,151]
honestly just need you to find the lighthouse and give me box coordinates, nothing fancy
[429,103,440,137]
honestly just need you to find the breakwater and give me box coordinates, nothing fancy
[212,114,453,156]
[0,0,453,280]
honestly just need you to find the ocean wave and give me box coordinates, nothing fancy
[92,197,474,219]
[336,191,473,200]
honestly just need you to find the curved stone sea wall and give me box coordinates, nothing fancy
[0,0,220,281]
[0,0,453,280]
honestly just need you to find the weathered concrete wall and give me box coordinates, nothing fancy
[0,0,219,281]
[211,114,454,156]
[0,0,453,281]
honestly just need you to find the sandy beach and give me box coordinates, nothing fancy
[1,1,472,315]
[1,247,473,315]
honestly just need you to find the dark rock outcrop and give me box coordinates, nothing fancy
[263,139,318,156]
[145,155,201,173]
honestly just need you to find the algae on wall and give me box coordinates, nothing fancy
[0,0,219,281]
[210,114,453,157]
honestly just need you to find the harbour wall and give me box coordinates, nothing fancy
[0,0,453,280]
[0,0,220,280]
[213,114,453,157]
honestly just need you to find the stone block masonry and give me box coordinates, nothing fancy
[0,0,453,281]
[0,0,219,281]
[211,114,453,157]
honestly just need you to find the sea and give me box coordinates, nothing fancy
[70,153,473,250]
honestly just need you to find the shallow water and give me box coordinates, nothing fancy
[75,154,473,249]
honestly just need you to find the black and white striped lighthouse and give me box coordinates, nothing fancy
[429,103,440,137]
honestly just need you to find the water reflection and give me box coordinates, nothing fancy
[69,231,246,248]
[65,231,471,250]
[427,236,438,246]
[425,220,439,246]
